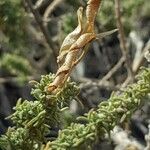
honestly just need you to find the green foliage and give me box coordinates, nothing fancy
[0,0,33,85]
[9,100,45,128]
[99,0,149,32]
[0,127,38,150]
[0,67,150,150]
[1,53,32,75]
[0,65,150,150]
[0,0,27,48]
[0,74,79,150]
[31,74,80,107]
[0,53,33,83]
[61,14,77,37]
[66,0,80,8]
[50,67,150,150]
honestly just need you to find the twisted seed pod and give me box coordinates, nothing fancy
[86,0,101,32]
[47,0,102,94]
[47,32,96,93]
[47,50,77,93]
[57,7,84,65]
[69,33,96,50]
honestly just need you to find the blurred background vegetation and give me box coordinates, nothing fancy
[0,0,150,149]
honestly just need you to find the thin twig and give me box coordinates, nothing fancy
[130,31,144,73]
[115,0,134,84]
[145,125,150,150]
[100,56,125,82]
[121,75,131,88]
[133,39,150,74]
[25,0,58,63]
[79,78,120,91]
[43,0,64,27]
[34,0,49,10]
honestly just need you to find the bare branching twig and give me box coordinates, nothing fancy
[79,79,120,91]
[25,0,58,65]
[100,56,125,82]
[43,0,64,27]
[133,39,150,74]
[145,125,150,150]
[34,0,48,10]
[115,0,134,86]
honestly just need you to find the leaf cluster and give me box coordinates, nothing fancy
[0,74,79,150]
[49,67,150,150]
[0,0,27,48]
[0,53,33,84]
[99,0,149,32]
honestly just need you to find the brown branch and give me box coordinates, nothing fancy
[132,39,150,74]
[34,0,48,10]
[100,56,125,82]
[43,0,64,27]
[115,0,134,84]
[121,75,131,88]
[78,77,120,91]
[25,0,57,64]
